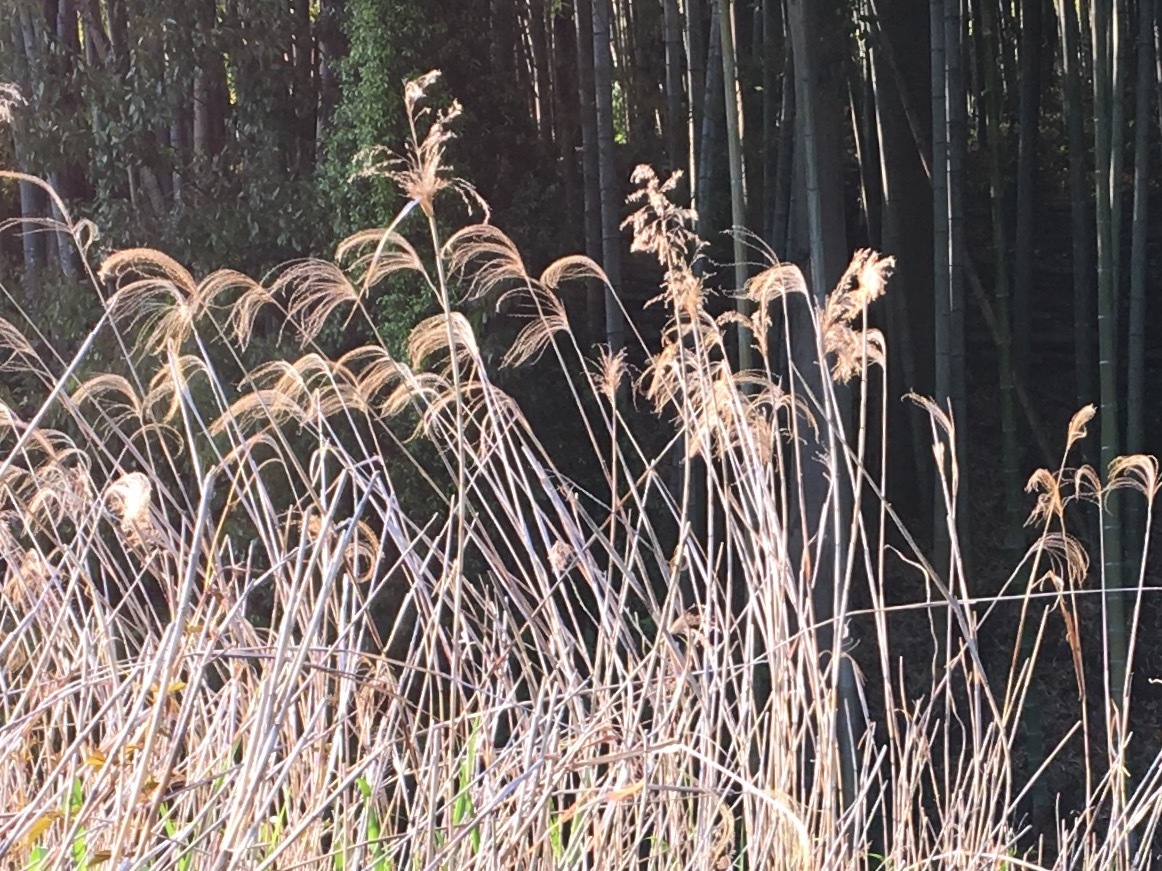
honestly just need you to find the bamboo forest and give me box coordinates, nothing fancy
[2,0,1162,867]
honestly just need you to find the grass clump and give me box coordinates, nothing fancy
[1,73,1160,870]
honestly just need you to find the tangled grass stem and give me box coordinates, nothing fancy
[0,75,1159,870]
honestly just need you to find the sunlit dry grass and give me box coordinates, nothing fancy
[1,74,1160,870]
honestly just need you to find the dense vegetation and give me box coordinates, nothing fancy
[2,0,1162,866]
[0,74,1156,868]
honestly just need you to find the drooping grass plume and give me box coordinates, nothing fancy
[1,74,1160,871]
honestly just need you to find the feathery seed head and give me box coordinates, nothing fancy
[1107,454,1159,499]
[500,285,570,368]
[408,311,480,373]
[1025,468,1064,525]
[4,548,54,610]
[821,250,893,383]
[106,472,158,549]
[1066,405,1096,452]
[547,540,576,577]
[1038,531,1090,588]
[444,224,529,301]
[100,248,205,354]
[624,166,698,269]
[356,72,483,220]
[592,345,628,404]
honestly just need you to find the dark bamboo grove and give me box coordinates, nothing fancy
[5,0,1158,561]
[3,0,1162,864]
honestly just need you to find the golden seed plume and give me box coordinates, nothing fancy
[539,255,608,292]
[821,250,894,383]
[273,260,360,345]
[337,229,428,293]
[1072,465,1103,504]
[355,71,484,220]
[907,393,955,440]
[382,370,443,418]
[407,312,479,373]
[500,284,570,368]
[1066,405,1096,451]
[1038,531,1090,589]
[338,345,411,407]
[0,317,35,363]
[745,261,808,307]
[105,472,159,549]
[213,389,309,436]
[623,165,698,267]
[1024,468,1064,526]
[1107,454,1159,500]
[25,459,92,529]
[444,224,529,301]
[4,549,54,611]
[230,281,278,349]
[591,346,628,404]
[100,248,206,354]
[303,514,380,583]
[142,353,212,423]
[547,540,577,577]
[71,374,143,424]
[196,269,264,311]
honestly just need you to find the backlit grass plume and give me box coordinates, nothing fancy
[0,74,1160,871]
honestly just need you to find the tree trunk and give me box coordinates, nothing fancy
[868,0,934,512]
[193,0,226,157]
[576,0,605,341]
[1091,0,1128,710]
[1056,0,1097,409]
[609,0,631,142]
[931,0,951,560]
[986,0,1047,822]
[852,49,882,247]
[553,5,581,228]
[592,0,625,352]
[1013,0,1041,384]
[771,38,795,256]
[787,1,848,295]
[80,0,107,65]
[515,16,536,124]
[696,6,724,245]
[49,0,82,280]
[761,0,781,246]
[981,0,1022,556]
[1109,0,1130,333]
[717,0,752,370]
[686,0,706,194]
[292,0,315,170]
[944,0,968,563]
[491,0,517,80]
[663,0,685,172]
[106,0,128,64]
[7,2,46,304]
[786,0,857,812]
[528,0,554,143]
[1126,0,1153,582]
[315,0,344,163]
[931,0,969,568]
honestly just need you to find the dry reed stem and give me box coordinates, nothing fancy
[0,75,1158,871]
